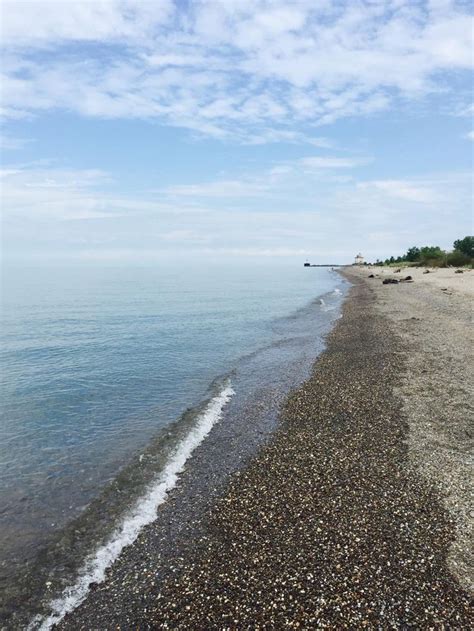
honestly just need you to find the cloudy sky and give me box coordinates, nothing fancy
[1,0,472,265]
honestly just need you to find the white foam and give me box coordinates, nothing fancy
[319,297,335,312]
[333,288,342,295]
[29,382,235,631]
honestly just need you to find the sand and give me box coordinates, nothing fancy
[366,265,474,298]
[56,267,473,629]
[352,265,474,592]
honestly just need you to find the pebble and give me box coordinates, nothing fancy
[59,275,473,629]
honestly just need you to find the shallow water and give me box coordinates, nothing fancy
[0,263,346,623]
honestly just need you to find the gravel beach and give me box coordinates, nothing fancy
[58,268,473,629]
[354,265,474,592]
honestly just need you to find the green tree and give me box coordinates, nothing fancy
[419,246,444,261]
[405,246,420,262]
[453,236,474,258]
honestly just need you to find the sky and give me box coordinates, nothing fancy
[0,0,473,266]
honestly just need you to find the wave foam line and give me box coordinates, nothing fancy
[30,381,235,631]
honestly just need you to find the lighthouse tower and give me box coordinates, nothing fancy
[354,253,364,265]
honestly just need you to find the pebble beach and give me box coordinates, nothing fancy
[56,267,473,629]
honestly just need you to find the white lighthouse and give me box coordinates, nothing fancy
[354,253,364,265]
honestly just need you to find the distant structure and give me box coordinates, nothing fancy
[354,253,364,265]
[304,261,311,267]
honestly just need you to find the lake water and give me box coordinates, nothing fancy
[0,263,347,625]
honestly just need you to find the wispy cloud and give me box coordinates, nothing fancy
[1,1,472,141]
[1,2,472,264]
[2,160,471,262]
[0,166,209,220]
[356,180,439,203]
[165,179,269,198]
[300,156,371,169]
[0,134,34,150]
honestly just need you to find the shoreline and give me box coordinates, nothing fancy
[13,279,346,629]
[55,268,473,628]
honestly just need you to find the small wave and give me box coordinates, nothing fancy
[333,288,342,295]
[318,297,335,312]
[29,381,235,631]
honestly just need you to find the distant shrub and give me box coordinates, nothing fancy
[425,257,446,268]
[418,246,445,265]
[447,250,471,266]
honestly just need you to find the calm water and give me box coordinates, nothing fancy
[0,263,346,623]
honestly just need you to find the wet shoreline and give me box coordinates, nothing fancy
[57,268,473,628]
[5,280,346,628]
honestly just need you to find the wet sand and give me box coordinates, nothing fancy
[57,268,473,629]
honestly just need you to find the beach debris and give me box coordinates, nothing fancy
[400,276,413,282]
[368,274,375,278]
[423,270,431,274]
[394,268,401,273]
[455,270,464,274]
[382,278,399,284]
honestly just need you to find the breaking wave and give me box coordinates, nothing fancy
[29,381,235,630]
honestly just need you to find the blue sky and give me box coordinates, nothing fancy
[1,0,473,265]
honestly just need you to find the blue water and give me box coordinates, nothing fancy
[0,263,344,616]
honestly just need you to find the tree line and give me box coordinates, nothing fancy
[373,236,473,267]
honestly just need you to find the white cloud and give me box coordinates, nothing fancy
[2,161,471,263]
[0,134,34,150]
[306,137,336,149]
[165,179,269,198]
[466,130,474,140]
[199,247,314,258]
[0,165,210,220]
[300,156,371,169]
[452,102,474,117]
[0,1,472,139]
[0,0,174,46]
[160,155,370,202]
[339,172,471,218]
[357,179,439,203]
[161,229,212,244]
